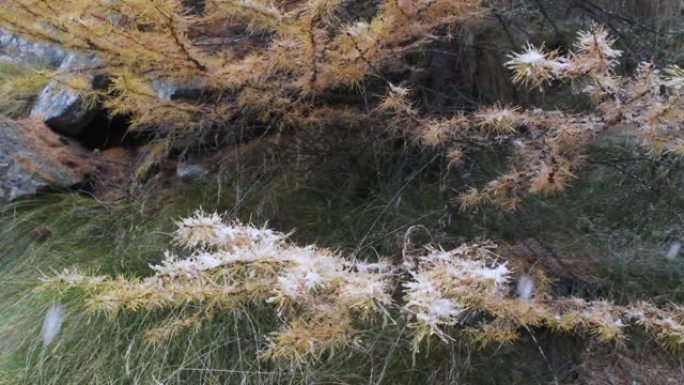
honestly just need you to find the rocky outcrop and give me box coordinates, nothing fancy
[30,54,100,136]
[151,78,205,102]
[0,29,66,68]
[0,116,95,202]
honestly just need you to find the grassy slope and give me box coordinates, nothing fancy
[0,137,683,384]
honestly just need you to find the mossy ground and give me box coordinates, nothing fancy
[0,136,682,384]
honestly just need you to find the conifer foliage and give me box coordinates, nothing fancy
[43,210,684,362]
[4,0,683,370]
[381,24,684,209]
[2,3,680,207]
[0,0,488,131]
[43,210,396,361]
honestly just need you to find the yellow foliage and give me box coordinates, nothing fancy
[0,0,489,130]
[368,25,684,209]
[0,63,51,117]
[41,211,684,362]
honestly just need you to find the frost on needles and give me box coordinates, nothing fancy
[42,210,684,361]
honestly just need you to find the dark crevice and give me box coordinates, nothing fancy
[76,109,131,150]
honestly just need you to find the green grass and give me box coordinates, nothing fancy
[0,135,683,384]
[477,136,684,303]
[0,191,552,385]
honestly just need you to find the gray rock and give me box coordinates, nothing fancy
[30,54,100,136]
[0,29,65,68]
[0,116,93,202]
[151,78,205,102]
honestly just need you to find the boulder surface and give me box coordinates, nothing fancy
[0,116,94,202]
[0,29,66,68]
[30,54,100,136]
